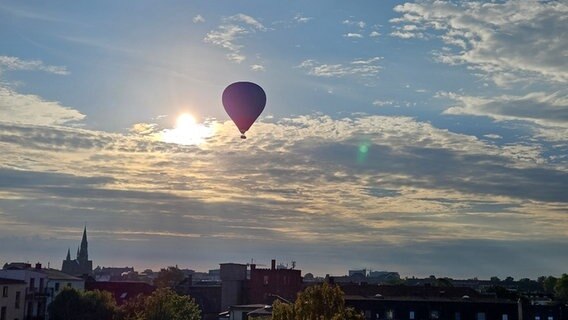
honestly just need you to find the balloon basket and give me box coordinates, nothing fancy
[240,134,247,139]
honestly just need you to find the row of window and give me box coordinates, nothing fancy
[3,281,72,296]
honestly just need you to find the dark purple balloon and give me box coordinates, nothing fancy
[222,81,266,138]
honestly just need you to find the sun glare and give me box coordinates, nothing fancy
[161,113,214,145]
[176,113,196,129]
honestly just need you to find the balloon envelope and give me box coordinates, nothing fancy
[222,82,266,137]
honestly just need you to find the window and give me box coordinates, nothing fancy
[1,286,7,297]
[55,282,60,292]
[386,310,394,320]
[430,311,440,319]
[502,314,508,320]
[29,278,35,290]
[15,291,21,309]
[548,317,553,320]
[477,313,486,320]
[409,311,415,320]
[1,306,6,320]
[67,282,72,287]
[263,276,269,285]
[39,278,44,291]
[535,317,541,320]
[455,312,461,320]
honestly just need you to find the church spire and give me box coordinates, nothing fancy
[78,225,88,262]
[62,226,93,276]
[81,225,88,247]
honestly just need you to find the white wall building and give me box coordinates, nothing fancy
[0,263,84,320]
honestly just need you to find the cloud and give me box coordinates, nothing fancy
[343,19,366,29]
[390,30,424,39]
[441,91,568,127]
[293,14,312,24]
[204,14,266,63]
[129,123,158,136]
[0,86,85,126]
[369,31,381,37]
[204,25,247,53]
[373,100,395,107]
[483,134,502,140]
[228,13,266,31]
[250,64,265,72]
[192,15,205,23]
[390,0,568,85]
[227,53,246,63]
[0,56,69,75]
[298,57,382,78]
[344,33,363,39]
[352,57,382,65]
[1,112,567,275]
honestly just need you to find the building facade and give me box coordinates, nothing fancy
[1,263,84,320]
[0,264,48,320]
[247,260,302,305]
[0,278,26,320]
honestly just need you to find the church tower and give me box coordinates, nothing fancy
[62,226,93,276]
[78,226,89,263]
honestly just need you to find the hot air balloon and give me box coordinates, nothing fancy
[222,81,266,139]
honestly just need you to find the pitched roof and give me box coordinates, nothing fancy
[42,269,83,281]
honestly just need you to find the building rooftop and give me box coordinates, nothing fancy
[41,268,83,281]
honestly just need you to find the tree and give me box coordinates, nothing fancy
[81,290,119,320]
[48,288,118,320]
[490,276,501,283]
[118,288,200,320]
[117,294,146,320]
[272,282,364,320]
[153,266,186,288]
[554,274,568,302]
[543,276,558,294]
[486,286,519,301]
[436,277,453,287]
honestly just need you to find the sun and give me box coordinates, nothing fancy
[161,113,214,145]
[176,113,197,129]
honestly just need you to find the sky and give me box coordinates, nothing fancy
[0,0,567,279]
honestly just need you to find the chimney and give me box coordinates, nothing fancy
[35,262,42,270]
[271,259,276,270]
[251,264,256,271]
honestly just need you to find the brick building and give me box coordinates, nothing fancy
[247,259,302,305]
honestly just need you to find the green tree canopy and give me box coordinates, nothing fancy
[490,276,501,283]
[542,276,558,294]
[554,274,568,302]
[272,282,364,320]
[48,288,117,320]
[118,288,200,320]
[153,266,186,288]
